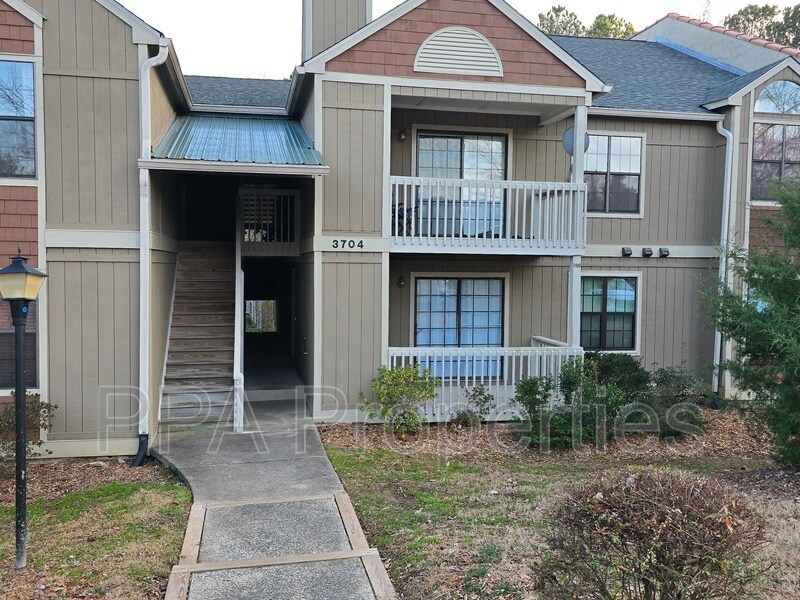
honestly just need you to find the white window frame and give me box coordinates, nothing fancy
[579,270,643,355]
[408,271,511,349]
[585,130,646,219]
[748,116,800,207]
[410,124,515,180]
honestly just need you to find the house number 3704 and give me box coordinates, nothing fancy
[332,239,365,250]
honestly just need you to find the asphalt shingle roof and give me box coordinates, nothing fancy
[552,36,740,114]
[185,75,291,109]
[702,60,785,105]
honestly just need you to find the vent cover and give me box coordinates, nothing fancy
[414,26,504,77]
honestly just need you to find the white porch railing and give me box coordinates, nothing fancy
[387,346,584,422]
[530,335,570,348]
[241,187,300,257]
[390,177,586,254]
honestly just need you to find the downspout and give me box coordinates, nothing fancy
[134,39,170,466]
[712,118,735,395]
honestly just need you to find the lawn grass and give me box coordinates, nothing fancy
[0,462,190,599]
[327,445,797,599]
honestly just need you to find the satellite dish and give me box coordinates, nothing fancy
[562,127,590,156]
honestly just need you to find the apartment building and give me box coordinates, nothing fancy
[0,0,797,456]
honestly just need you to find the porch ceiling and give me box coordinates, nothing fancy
[152,114,326,170]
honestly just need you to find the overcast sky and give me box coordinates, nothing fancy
[120,0,755,79]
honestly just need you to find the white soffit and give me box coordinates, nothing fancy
[414,27,503,77]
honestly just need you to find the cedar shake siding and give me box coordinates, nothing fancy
[0,0,34,55]
[326,0,585,87]
[0,185,38,261]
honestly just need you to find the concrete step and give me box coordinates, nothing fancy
[176,269,235,282]
[162,382,233,395]
[168,337,234,350]
[160,405,233,426]
[167,350,234,363]
[162,390,231,409]
[172,302,235,313]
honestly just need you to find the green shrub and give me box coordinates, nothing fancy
[585,352,652,399]
[643,365,709,438]
[0,394,56,474]
[511,376,555,423]
[539,469,767,599]
[361,365,439,436]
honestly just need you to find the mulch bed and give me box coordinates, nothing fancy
[319,407,772,462]
[0,457,173,504]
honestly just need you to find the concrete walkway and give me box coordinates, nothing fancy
[152,398,395,600]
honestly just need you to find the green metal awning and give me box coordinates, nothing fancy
[149,114,327,174]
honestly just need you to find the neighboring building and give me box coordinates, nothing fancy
[1,0,799,456]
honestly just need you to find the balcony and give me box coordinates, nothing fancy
[387,346,584,422]
[390,177,586,255]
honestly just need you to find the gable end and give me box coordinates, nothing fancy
[0,0,35,55]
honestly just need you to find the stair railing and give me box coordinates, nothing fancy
[233,195,245,432]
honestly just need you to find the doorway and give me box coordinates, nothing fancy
[242,258,303,390]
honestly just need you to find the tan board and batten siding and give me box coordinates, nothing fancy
[321,253,383,411]
[308,0,369,58]
[391,109,726,245]
[318,81,388,410]
[389,257,716,378]
[46,248,139,440]
[322,81,384,234]
[26,0,145,440]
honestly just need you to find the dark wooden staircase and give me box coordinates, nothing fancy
[160,241,236,427]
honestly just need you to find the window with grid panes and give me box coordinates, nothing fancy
[580,276,637,351]
[585,134,642,213]
[751,123,800,201]
[414,277,504,377]
[416,132,507,237]
[0,60,36,177]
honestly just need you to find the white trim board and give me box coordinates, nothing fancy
[138,159,329,176]
[305,0,608,92]
[323,71,591,98]
[703,56,800,109]
[45,229,140,249]
[589,107,725,122]
[584,245,718,258]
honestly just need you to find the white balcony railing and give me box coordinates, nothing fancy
[387,346,584,422]
[390,177,586,255]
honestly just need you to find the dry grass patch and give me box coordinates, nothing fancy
[0,459,190,599]
[321,410,798,599]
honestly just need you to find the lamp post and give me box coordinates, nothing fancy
[0,251,46,569]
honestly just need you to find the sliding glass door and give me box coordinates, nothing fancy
[416,132,507,238]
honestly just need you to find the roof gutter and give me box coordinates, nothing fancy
[712,115,735,395]
[135,38,171,465]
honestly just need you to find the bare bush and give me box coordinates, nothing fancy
[538,468,768,599]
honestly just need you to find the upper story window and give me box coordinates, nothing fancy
[751,123,800,201]
[755,80,800,114]
[585,134,643,214]
[0,60,35,177]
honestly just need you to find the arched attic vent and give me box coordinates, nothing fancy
[413,26,504,77]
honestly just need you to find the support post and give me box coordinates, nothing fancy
[567,256,582,348]
[10,298,29,569]
[572,105,587,184]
